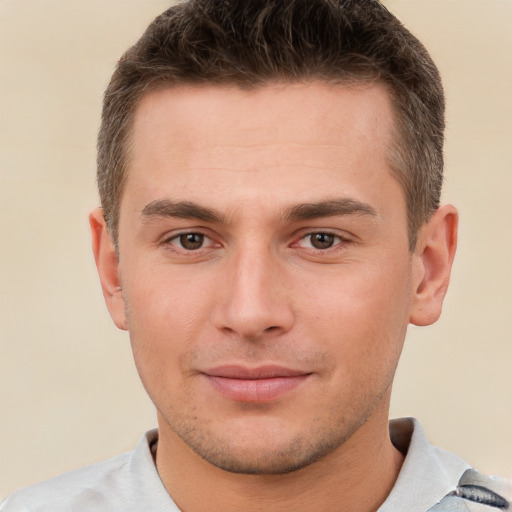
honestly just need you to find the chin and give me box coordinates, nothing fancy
[172,418,354,476]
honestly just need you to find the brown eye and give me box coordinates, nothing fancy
[179,233,205,250]
[309,233,335,249]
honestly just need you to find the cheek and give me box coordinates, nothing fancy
[297,259,412,370]
[121,267,218,378]
[125,261,214,325]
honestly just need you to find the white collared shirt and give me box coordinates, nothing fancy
[0,418,493,511]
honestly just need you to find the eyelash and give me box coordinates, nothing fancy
[162,232,218,252]
[294,231,350,252]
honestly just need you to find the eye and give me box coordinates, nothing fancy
[297,232,345,250]
[165,232,212,251]
[178,233,205,250]
[308,233,336,249]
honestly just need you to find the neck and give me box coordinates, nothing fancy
[155,396,404,512]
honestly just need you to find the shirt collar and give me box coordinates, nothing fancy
[136,419,471,512]
[379,417,471,512]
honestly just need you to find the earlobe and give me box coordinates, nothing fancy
[89,208,127,331]
[409,204,458,326]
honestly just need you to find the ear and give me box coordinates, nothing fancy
[409,204,458,326]
[89,208,127,331]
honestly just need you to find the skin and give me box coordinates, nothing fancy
[90,82,457,512]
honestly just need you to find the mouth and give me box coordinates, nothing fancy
[201,365,312,403]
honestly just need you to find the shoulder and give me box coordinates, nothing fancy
[0,450,133,512]
[0,430,167,512]
[382,418,511,512]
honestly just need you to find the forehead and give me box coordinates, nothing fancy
[131,81,395,153]
[123,81,400,217]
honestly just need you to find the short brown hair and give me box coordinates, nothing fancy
[98,0,444,250]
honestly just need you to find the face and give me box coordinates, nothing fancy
[101,82,422,474]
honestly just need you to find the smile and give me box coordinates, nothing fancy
[201,365,312,403]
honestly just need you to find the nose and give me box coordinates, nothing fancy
[212,244,295,340]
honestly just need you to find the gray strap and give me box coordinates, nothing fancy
[453,484,509,509]
[428,469,511,511]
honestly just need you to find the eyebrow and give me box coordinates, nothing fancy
[283,199,377,221]
[141,200,226,223]
[140,198,377,224]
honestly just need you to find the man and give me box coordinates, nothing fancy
[1,0,510,510]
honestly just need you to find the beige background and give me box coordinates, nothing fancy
[1,0,511,499]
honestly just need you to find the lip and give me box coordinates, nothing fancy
[201,365,312,403]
